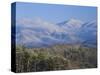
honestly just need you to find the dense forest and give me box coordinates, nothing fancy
[16,45,97,72]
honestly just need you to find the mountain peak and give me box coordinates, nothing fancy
[67,18,83,28]
[57,18,83,28]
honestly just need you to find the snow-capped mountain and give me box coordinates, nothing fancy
[15,18,97,48]
[57,19,97,47]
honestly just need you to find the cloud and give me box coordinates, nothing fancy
[17,17,66,33]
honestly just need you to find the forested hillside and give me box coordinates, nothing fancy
[16,45,97,72]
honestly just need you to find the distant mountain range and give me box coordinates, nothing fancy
[15,18,97,48]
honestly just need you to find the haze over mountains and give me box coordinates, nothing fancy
[16,18,97,48]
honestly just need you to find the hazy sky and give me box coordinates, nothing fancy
[16,2,97,23]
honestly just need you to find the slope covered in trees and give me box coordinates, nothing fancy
[16,45,97,72]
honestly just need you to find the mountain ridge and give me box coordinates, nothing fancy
[15,18,97,48]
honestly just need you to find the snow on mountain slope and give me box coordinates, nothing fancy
[15,18,97,48]
[58,19,97,47]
